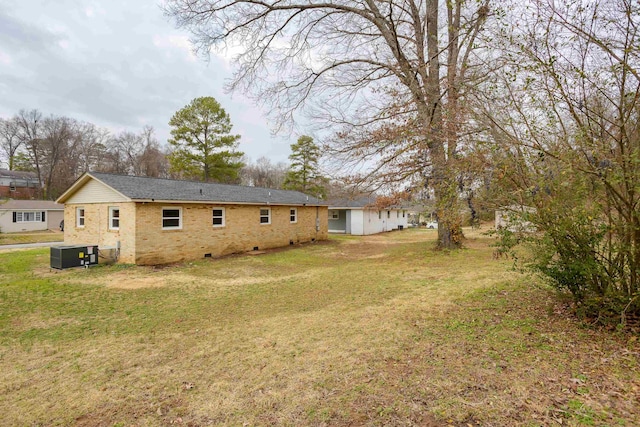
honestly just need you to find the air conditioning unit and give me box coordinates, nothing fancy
[50,245,99,269]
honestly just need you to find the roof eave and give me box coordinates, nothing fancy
[130,198,326,207]
[56,172,131,204]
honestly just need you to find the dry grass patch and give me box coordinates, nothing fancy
[0,228,638,426]
[0,229,62,246]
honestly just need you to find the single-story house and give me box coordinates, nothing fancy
[56,172,328,265]
[0,169,39,199]
[495,205,536,232]
[327,197,409,235]
[0,199,64,233]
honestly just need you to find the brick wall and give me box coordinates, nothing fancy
[134,203,328,265]
[0,186,39,199]
[64,202,328,265]
[63,202,137,263]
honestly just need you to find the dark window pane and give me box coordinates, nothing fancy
[260,216,269,224]
[260,209,269,216]
[163,209,180,218]
[213,209,223,217]
[213,217,223,225]
[163,218,180,227]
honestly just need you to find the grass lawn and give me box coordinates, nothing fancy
[0,228,638,426]
[0,230,63,245]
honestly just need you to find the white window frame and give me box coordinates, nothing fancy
[76,207,85,228]
[15,211,42,222]
[109,207,120,230]
[162,207,182,230]
[290,208,297,223]
[212,207,225,227]
[329,210,339,220]
[259,207,271,225]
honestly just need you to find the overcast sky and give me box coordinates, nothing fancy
[0,0,294,163]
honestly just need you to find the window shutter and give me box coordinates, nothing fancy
[42,211,46,222]
[12,212,16,223]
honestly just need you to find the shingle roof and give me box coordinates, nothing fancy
[0,169,37,179]
[88,172,326,206]
[0,199,63,210]
[327,197,376,208]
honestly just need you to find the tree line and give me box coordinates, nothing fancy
[0,98,329,200]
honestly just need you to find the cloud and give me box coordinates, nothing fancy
[0,0,290,162]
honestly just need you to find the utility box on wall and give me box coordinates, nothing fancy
[50,245,99,269]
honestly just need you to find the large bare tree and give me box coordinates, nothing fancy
[480,0,640,320]
[165,0,490,248]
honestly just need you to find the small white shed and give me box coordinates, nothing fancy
[328,197,409,235]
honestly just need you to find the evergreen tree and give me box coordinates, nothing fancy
[283,135,326,197]
[167,97,244,183]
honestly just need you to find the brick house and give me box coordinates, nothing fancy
[56,172,328,265]
[0,169,39,199]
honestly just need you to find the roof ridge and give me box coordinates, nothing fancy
[89,172,309,194]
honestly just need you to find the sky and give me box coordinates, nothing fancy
[0,0,294,163]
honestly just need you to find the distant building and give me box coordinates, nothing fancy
[0,199,64,233]
[495,205,536,232]
[327,197,408,235]
[0,169,39,199]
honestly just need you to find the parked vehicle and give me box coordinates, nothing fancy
[426,221,438,229]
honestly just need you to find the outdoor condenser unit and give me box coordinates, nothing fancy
[50,245,99,269]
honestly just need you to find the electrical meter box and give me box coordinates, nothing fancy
[50,245,99,269]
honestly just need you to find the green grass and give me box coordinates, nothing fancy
[0,229,638,426]
[0,230,63,245]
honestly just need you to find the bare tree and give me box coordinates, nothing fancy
[241,156,288,188]
[481,0,640,320]
[0,117,22,170]
[165,0,490,249]
[15,109,43,194]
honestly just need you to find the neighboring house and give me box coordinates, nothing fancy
[56,172,328,265]
[495,205,536,232]
[327,197,409,235]
[0,169,39,199]
[0,199,64,233]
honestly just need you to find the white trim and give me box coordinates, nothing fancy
[76,207,85,228]
[212,207,225,227]
[15,211,42,222]
[162,206,182,230]
[290,207,297,223]
[109,206,120,230]
[259,207,271,225]
[329,209,339,220]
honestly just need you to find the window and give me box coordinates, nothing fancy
[109,207,120,230]
[329,210,339,220]
[387,211,391,218]
[9,182,16,192]
[13,211,43,222]
[162,207,182,230]
[397,211,400,218]
[76,207,85,227]
[212,207,225,227]
[403,210,406,218]
[290,208,297,223]
[378,211,381,219]
[260,208,271,224]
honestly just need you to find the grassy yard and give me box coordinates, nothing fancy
[0,229,638,426]
[0,229,63,245]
